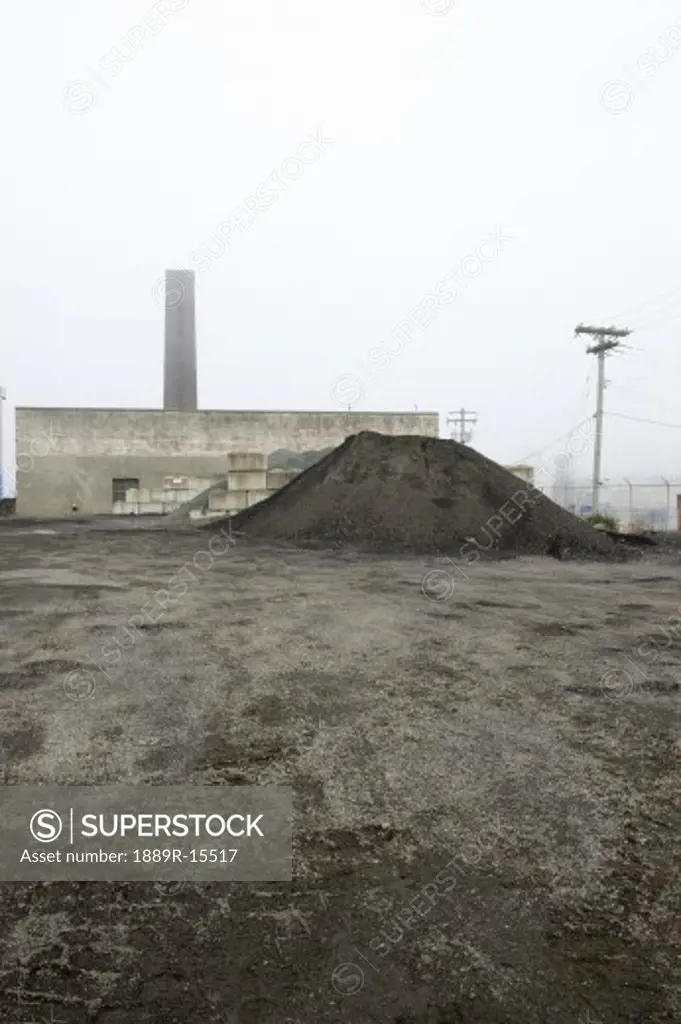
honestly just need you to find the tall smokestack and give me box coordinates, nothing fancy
[163,269,197,411]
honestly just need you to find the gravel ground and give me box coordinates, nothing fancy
[0,518,679,1023]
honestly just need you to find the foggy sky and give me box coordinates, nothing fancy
[3,0,681,488]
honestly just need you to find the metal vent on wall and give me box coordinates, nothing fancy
[164,476,190,489]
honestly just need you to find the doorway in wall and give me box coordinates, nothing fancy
[112,478,139,507]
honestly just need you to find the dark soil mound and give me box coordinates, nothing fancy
[209,432,618,558]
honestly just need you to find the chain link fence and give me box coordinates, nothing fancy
[537,478,681,531]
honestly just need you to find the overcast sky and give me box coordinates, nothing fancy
[3,0,681,487]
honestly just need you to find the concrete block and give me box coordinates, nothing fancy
[141,502,164,514]
[208,490,230,512]
[138,488,151,504]
[167,488,199,504]
[226,452,267,472]
[189,476,215,492]
[226,490,271,512]
[243,490,271,507]
[150,489,166,503]
[225,490,250,512]
[190,507,222,520]
[112,501,126,515]
[227,470,267,492]
[266,469,299,490]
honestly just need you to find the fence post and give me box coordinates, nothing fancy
[661,477,670,531]
[624,478,633,531]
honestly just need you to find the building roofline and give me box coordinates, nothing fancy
[15,407,439,415]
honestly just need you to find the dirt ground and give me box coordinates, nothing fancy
[0,517,679,1023]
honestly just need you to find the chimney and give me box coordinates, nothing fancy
[163,269,197,411]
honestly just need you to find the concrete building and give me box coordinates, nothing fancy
[14,270,439,516]
[505,464,535,486]
[15,407,438,515]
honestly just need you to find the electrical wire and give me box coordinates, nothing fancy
[605,411,681,430]
[578,364,593,412]
[600,286,681,326]
[512,417,592,465]
[628,309,681,332]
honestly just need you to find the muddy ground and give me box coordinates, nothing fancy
[0,517,679,1023]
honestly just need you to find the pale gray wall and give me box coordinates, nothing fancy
[15,408,439,515]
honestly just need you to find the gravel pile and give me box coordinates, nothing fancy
[209,431,618,557]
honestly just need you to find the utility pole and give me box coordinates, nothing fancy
[574,324,631,514]
[447,408,477,444]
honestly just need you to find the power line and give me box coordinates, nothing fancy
[512,417,592,465]
[628,309,681,333]
[578,365,593,412]
[601,285,681,326]
[606,411,681,430]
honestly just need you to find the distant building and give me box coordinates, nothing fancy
[505,464,534,486]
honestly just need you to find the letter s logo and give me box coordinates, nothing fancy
[30,809,63,843]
